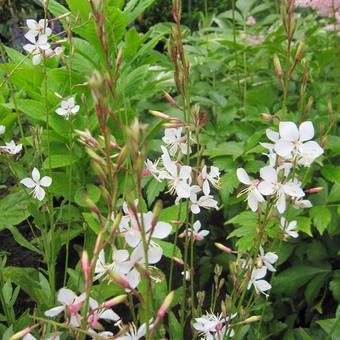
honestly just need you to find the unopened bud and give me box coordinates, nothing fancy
[116,146,128,169]
[115,47,123,72]
[273,54,283,80]
[305,96,313,114]
[294,41,304,63]
[172,257,184,266]
[163,91,177,106]
[83,193,100,215]
[157,291,174,319]
[108,271,131,290]
[244,315,262,324]
[102,295,127,308]
[10,325,37,340]
[82,250,90,289]
[215,243,235,254]
[260,113,274,121]
[151,200,163,228]
[149,110,171,120]
[305,187,324,193]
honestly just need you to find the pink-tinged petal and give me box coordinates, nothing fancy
[198,230,209,238]
[57,288,76,305]
[248,193,259,212]
[266,129,279,142]
[255,279,271,292]
[274,139,294,158]
[301,141,323,158]
[38,19,48,28]
[32,54,42,65]
[152,221,172,239]
[24,31,37,43]
[44,305,65,317]
[23,334,36,340]
[276,194,286,214]
[283,182,305,198]
[125,268,141,289]
[180,165,192,179]
[27,19,38,30]
[175,181,191,198]
[124,230,141,248]
[88,297,98,310]
[203,180,210,196]
[40,176,52,187]
[260,166,277,183]
[113,249,129,262]
[257,181,275,196]
[23,43,35,53]
[69,314,81,327]
[147,243,163,264]
[34,186,46,201]
[279,121,299,141]
[191,204,200,214]
[20,178,36,188]
[74,293,86,305]
[236,168,251,185]
[299,121,314,141]
[99,309,120,321]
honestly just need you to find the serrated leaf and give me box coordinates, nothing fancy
[146,179,166,206]
[330,272,340,302]
[310,206,332,235]
[296,216,312,237]
[154,240,182,259]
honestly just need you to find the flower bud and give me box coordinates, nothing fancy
[244,315,262,324]
[215,243,235,254]
[163,91,177,106]
[82,250,90,289]
[273,54,283,81]
[9,325,37,340]
[102,295,127,308]
[108,271,131,290]
[157,291,174,319]
[260,113,274,121]
[172,257,184,265]
[149,110,171,120]
[305,187,324,193]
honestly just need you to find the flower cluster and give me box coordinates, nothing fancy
[23,19,63,65]
[145,127,220,215]
[44,288,120,338]
[237,121,323,214]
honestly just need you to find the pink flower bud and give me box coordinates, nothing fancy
[172,257,184,265]
[82,251,90,289]
[215,243,235,254]
[305,187,324,193]
[108,271,131,290]
[157,291,174,319]
[246,16,256,25]
[149,110,170,120]
[102,295,127,308]
[260,113,274,121]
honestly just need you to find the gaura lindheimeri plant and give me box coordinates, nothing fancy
[2,0,337,339]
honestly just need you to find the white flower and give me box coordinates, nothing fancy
[20,167,52,201]
[201,165,220,195]
[190,185,218,214]
[94,248,141,290]
[257,166,305,213]
[120,211,171,264]
[44,288,85,327]
[159,146,192,199]
[274,121,323,165]
[258,246,278,272]
[280,217,299,238]
[236,168,265,212]
[260,128,279,151]
[247,267,271,296]
[1,140,22,155]
[23,334,60,340]
[182,220,209,241]
[293,198,312,209]
[0,125,5,135]
[25,19,52,41]
[162,127,190,156]
[193,312,237,339]
[144,159,161,181]
[23,34,50,65]
[87,298,120,330]
[116,322,153,340]
[56,97,80,119]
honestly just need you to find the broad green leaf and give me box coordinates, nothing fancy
[296,216,312,237]
[310,206,332,235]
[6,226,41,254]
[330,271,340,302]
[66,0,91,21]
[74,184,101,207]
[43,154,79,169]
[317,318,340,339]
[168,311,183,340]
[155,240,182,259]
[146,178,166,206]
[83,212,100,234]
[0,190,31,229]
[225,211,258,228]
[123,0,157,25]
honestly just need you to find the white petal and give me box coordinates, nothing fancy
[44,305,65,317]
[260,166,277,183]
[125,269,141,289]
[274,139,294,158]
[40,176,52,187]
[276,194,286,214]
[253,267,267,280]
[203,180,210,196]
[26,19,38,30]
[99,309,120,321]
[179,166,192,179]
[147,243,163,264]
[299,121,314,142]
[152,221,172,239]
[248,193,259,212]
[32,54,42,65]
[56,108,67,116]
[283,182,305,197]
[69,314,81,327]
[34,186,46,201]
[20,178,36,188]
[236,168,251,185]
[264,252,278,264]
[255,279,272,292]
[257,181,275,195]
[279,121,299,141]
[24,30,37,43]
[266,129,279,142]
[57,288,76,305]
[300,141,323,158]
[23,43,36,53]
[124,230,141,248]
[191,204,200,214]
[23,334,37,340]
[175,181,191,198]
[113,249,129,263]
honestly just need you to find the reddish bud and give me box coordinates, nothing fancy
[102,295,127,308]
[172,257,184,265]
[273,54,283,80]
[305,187,324,193]
[149,110,171,120]
[108,271,131,290]
[157,291,174,319]
[82,250,90,289]
[260,113,274,121]
[163,91,177,106]
[215,243,235,254]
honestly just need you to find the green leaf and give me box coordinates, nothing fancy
[330,271,340,302]
[6,226,41,254]
[0,190,31,230]
[43,154,79,169]
[123,0,157,25]
[146,179,166,206]
[310,206,332,235]
[83,212,100,234]
[154,240,182,259]
[66,0,91,21]
[317,318,340,339]
[321,165,340,184]
[305,273,330,305]
[168,311,183,340]
[204,142,244,159]
[74,184,101,207]
[296,216,312,237]
[225,211,258,228]
[273,264,331,295]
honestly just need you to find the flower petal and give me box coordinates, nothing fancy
[32,168,40,182]
[20,178,36,188]
[34,186,46,201]
[274,139,294,158]
[152,221,172,239]
[236,168,251,185]
[266,129,279,142]
[299,121,314,141]
[260,166,277,183]
[279,121,299,141]
[44,305,65,317]
[99,309,120,321]
[257,181,275,196]
[40,176,52,187]
[57,288,76,305]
